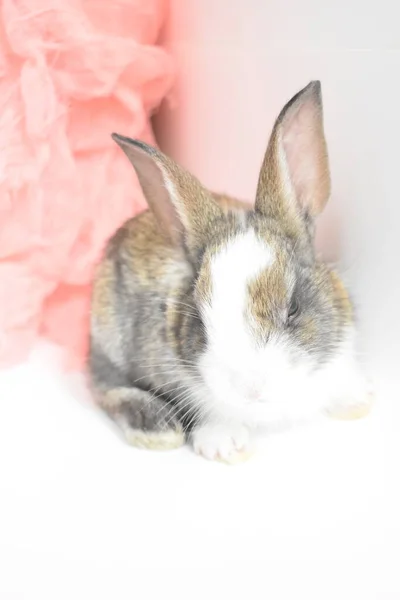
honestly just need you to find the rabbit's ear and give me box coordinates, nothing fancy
[112,134,223,248]
[255,81,331,224]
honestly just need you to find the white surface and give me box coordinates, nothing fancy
[0,343,399,600]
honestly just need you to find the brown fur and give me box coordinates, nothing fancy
[249,264,288,331]
[330,270,353,325]
[113,212,188,287]
[212,192,250,213]
[91,259,115,326]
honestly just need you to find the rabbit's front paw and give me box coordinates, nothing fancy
[192,423,252,464]
[326,376,374,421]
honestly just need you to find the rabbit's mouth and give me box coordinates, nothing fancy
[198,363,329,428]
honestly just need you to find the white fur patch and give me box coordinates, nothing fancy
[200,229,274,353]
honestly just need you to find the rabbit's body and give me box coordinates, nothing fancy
[88,82,371,461]
[90,195,249,449]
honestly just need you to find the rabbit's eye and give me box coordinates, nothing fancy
[288,298,300,320]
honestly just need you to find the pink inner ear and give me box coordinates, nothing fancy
[113,139,185,246]
[282,97,330,215]
[130,149,184,245]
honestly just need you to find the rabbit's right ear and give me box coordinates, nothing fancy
[112,134,223,250]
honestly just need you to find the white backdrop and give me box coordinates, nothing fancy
[156,0,400,389]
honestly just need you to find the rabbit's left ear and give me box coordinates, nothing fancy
[255,81,331,221]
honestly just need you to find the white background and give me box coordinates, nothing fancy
[1,2,400,599]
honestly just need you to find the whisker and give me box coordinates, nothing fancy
[131,358,199,372]
[168,300,197,311]
[134,355,198,367]
[137,378,204,418]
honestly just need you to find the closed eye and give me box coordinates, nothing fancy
[288,297,300,321]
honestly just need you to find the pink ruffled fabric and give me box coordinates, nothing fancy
[0,0,174,369]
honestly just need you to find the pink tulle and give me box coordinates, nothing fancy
[0,0,174,369]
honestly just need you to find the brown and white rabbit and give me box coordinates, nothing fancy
[88,81,371,463]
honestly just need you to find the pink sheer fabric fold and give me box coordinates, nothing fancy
[0,0,173,368]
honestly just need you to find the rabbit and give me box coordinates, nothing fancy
[88,81,372,463]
